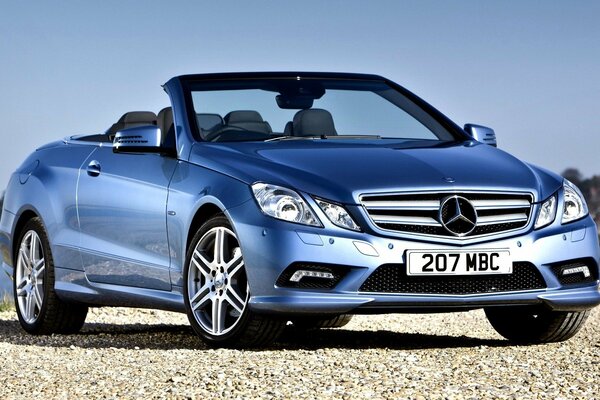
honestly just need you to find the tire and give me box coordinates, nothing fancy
[291,314,353,330]
[183,215,285,348]
[485,306,590,344]
[13,217,88,334]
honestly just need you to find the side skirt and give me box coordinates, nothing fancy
[54,267,186,313]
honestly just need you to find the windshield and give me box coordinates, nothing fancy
[186,78,458,143]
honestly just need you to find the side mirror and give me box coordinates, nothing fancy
[464,123,497,147]
[113,125,163,153]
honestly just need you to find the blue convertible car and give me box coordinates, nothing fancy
[1,72,599,347]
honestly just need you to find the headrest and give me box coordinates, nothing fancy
[118,111,157,125]
[106,111,157,136]
[292,109,337,136]
[224,110,264,124]
[283,121,294,135]
[197,113,224,131]
[157,107,173,131]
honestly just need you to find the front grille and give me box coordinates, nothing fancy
[359,262,546,295]
[360,191,533,239]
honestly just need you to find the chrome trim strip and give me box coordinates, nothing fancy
[471,199,530,209]
[371,215,441,226]
[362,200,440,210]
[477,213,529,225]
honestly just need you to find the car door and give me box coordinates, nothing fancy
[76,145,178,290]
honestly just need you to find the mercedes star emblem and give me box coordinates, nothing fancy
[439,196,478,236]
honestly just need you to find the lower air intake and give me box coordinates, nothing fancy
[359,262,546,295]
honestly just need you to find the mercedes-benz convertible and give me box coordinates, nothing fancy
[1,72,598,347]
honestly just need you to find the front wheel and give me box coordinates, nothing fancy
[485,306,590,343]
[183,215,285,348]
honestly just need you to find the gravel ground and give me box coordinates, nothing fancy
[0,306,598,399]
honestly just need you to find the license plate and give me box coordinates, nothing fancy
[406,249,512,276]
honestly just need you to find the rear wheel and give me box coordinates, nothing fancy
[485,306,590,343]
[291,314,353,330]
[184,215,285,348]
[14,217,88,334]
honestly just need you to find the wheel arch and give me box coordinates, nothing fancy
[11,208,42,264]
[186,202,225,253]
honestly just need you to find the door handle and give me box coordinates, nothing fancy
[86,160,101,177]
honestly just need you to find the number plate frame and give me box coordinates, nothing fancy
[406,249,512,276]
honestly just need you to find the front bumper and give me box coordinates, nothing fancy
[228,199,600,315]
[250,283,600,314]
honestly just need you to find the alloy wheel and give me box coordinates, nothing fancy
[15,230,45,324]
[187,226,248,336]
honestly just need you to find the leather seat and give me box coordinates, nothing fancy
[106,111,157,136]
[224,110,272,134]
[292,109,337,136]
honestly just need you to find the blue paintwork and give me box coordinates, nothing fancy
[188,140,561,204]
[0,72,598,316]
[77,145,177,290]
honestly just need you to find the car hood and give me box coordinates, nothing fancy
[189,140,562,204]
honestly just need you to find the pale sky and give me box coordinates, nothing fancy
[1,0,600,292]
[1,1,599,190]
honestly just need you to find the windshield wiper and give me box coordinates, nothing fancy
[265,134,381,142]
[264,135,320,142]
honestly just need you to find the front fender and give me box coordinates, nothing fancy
[166,160,253,284]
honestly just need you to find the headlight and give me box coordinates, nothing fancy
[251,183,321,226]
[535,194,557,229]
[562,179,588,224]
[315,198,360,231]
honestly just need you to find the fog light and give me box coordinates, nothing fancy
[289,270,335,282]
[562,265,591,278]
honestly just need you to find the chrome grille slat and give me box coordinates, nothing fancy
[477,213,529,225]
[370,215,441,226]
[362,200,440,211]
[471,199,530,209]
[360,191,533,239]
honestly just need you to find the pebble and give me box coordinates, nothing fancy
[0,306,598,399]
